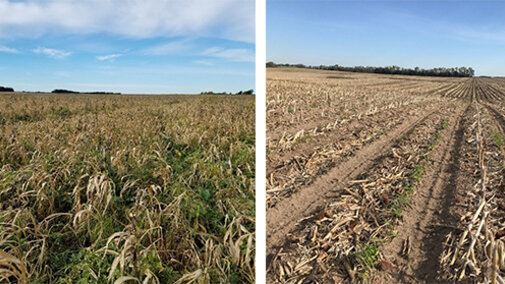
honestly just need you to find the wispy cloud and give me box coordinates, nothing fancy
[193,60,214,66]
[143,40,255,63]
[379,9,505,44]
[450,28,505,43]
[202,47,254,62]
[143,39,193,55]
[97,53,121,61]
[0,0,254,43]
[0,44,19,53]
[33,47,71,59]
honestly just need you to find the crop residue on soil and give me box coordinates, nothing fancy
[267,67,505,283]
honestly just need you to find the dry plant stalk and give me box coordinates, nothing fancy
[0,93,255,283]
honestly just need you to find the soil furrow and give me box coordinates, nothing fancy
[266,103,443,258]
[372,103,469,283]
[484,103,505,133]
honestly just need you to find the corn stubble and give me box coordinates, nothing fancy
[441,103,505,283]
[0,93,255,283]
[267,68,505,282]
[266,68,454,207]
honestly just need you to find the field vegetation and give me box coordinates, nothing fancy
[0,93,255,283]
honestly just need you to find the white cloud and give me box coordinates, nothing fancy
[33,47,71,58]
[0,44,19,53]
[0,0,254,43]
[202,47,254,62]
[143,40,255,62]
[97,54,121,61]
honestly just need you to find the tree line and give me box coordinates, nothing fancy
[0,86,14,92]
[200,89,254,95]
[0,87,123,94]
[52,89,121,95]
[266,62,475,77]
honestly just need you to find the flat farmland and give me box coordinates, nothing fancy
[267,67,505,283]
[0,93,255,283]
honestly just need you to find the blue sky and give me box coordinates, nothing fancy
[0,0,255,94]
[268,1,505,76]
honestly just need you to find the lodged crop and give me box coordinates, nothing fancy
[0,93,255,283]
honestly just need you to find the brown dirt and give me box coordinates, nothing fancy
[266,103,443,261]
[372,104,470,283]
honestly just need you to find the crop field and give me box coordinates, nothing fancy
[266,67,505,283]
[0,93,255,283]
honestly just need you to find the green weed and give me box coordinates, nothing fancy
[356,243,379,279]
[492,131,504,149]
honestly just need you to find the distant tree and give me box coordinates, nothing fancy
[50,89,120,94]
[266,61,277,68]
[468,67,475,77]
[0,86,14,92]
[87,91,121,95]
[298,64,475,78]
[262,61,475,78]
[52,89,79,94]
